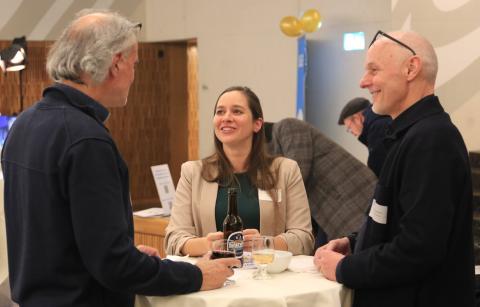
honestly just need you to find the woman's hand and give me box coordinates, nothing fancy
[205,231,224,249]
[181,232,223,257]
[242,228,260,242]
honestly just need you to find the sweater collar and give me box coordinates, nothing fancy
[385,94,443,141]
[42,82,110,123]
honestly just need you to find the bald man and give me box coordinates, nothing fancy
[1,10,238,307]
[314,31,475,307]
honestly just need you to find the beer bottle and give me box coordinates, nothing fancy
[223,188,243,266]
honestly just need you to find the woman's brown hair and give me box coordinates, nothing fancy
[201,86,278,200]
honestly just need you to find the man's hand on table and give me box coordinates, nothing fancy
[196,258,240,291]
[313,237,350,282]
[316,237,351,255]
[314,250,345,281]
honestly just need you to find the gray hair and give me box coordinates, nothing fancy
[46,9,141,84]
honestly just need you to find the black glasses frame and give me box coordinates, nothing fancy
[369,30,416,55]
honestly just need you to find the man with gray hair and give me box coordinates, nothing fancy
[315,30,475,307]
[1,10,238,307]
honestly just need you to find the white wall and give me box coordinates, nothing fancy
[0,0,146,40]
[390,0,480,152]
[143,0,386,160]
[302,0,391,162]
[144,0,300,158]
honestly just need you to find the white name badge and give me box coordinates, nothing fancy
[258,189,282,202]
[369,199,388,224]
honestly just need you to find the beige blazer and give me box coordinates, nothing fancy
[165,157,314,256]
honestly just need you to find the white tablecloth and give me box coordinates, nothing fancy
[136,255,352,307]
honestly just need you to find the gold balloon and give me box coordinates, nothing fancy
[279,16,303,37]
[300,9,321,33]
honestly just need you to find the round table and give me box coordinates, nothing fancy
[136,255,352,307]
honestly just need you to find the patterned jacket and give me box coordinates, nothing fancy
[268,118,377,239]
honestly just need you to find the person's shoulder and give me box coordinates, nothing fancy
[405,112,462,150]
[64,110,111,144]
[276,118,310,129]
[408,109,451,132]
[272,156,299,170]
[274,118,316,136]
[41,84,110,141]
[181,160,203,171]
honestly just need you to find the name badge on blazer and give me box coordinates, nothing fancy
[258,189,282,202]
[369,199,387,224]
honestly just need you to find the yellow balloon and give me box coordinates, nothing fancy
[300,9,321,33]
[279,16,303,37]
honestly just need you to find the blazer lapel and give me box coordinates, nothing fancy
[200,180,219,234]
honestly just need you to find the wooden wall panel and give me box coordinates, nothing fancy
[0,40,199,211]
[107,42,173,208]
[23,42,52,110]
[165,43,189,185]
[0,40,20,115]
[106,42,197,210]
[187,42,199,160]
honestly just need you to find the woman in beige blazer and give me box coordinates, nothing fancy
[165,86,314,257]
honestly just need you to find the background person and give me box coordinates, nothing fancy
[1,10,237,307]
[165,86,314,257]
[264,118,377,248]
[315,30,475,307]
[338,97,391,177]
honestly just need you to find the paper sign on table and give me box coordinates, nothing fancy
[150,164,175,215]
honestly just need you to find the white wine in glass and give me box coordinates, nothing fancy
[252,236,275,280]
[252,253,274,265]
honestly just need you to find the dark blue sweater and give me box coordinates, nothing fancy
[1,83,202,307]
[338,95,475,307]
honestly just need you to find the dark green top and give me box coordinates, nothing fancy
[215,173,260,231]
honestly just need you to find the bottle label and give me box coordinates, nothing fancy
[227,231,244,261]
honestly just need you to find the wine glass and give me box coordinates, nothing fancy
[210,239,237,286]
[252,236,275,280]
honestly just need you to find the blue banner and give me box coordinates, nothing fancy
[296,35,307,120]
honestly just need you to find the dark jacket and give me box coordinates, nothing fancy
[338,95,475,307]
[1,83,202,307]
[358,106,391,177]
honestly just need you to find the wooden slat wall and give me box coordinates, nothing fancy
[107,42,172,208]
[107,42,193,209]
[187,41,199,161]
[0,40,198,211]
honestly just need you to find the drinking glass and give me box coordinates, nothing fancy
[252,236,275,280]
[211,239,236,286]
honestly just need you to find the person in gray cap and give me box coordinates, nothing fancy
[338,97,391,177]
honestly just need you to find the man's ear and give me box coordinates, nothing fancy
[406,56,422,81]
[109,53,122,77]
